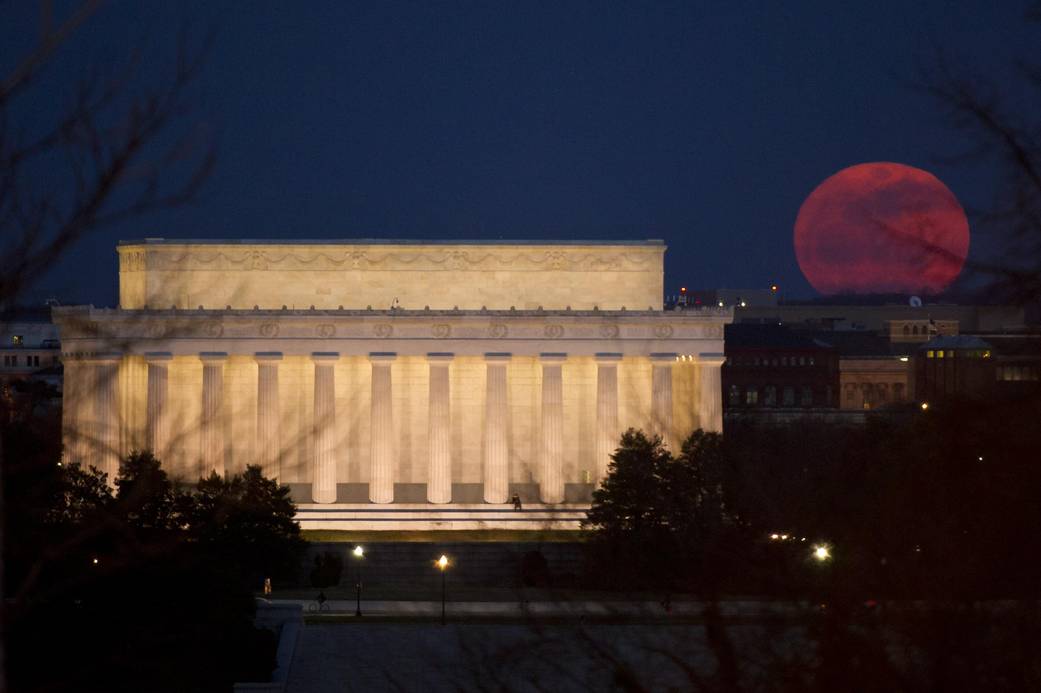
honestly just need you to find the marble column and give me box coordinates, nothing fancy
[650,353,676,448]
[697,352,726,433]
[61,356,86,465]
[426,353,453,504]
[539,353,566,504]
[145,352,172,461]
[199,352,227,477]
[594,353,622,483]
[482,353,510,504]
[312,352,339,504]
[369,352,396,504]
[89,353,122,485]
[255,352,283,479]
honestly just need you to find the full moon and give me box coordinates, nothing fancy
[794,162,970,295]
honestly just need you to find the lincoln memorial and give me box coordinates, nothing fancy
[54,239,731,529]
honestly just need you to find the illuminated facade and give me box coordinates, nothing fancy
[54,239,731,529]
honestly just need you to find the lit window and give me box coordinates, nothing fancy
[12,335,23,346]
[983,350,991,359]
[782,386,795,406]
[728,385,741,406]
[926,350,934,358]
[937,350,944,358]
[745,387,758,405]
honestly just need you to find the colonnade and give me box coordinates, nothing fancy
[70,350,725,503]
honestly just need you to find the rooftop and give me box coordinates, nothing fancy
[118,238,666,247]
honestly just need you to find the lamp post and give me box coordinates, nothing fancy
[436,554,450,625]
[353,545,364,617]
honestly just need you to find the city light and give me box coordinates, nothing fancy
[813,545,831,561]
[437,554,449,570]
[899,356,909,362]
[353,545,364,558]
[920,402,929,411]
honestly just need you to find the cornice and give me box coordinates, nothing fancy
[52,307,731,341]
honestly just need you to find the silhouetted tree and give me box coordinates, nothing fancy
[187,465,304,589]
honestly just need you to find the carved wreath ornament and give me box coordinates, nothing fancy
[599,324,620,339]
[374,324,393,338]
[432,324,451,338]
[544,324,564,339]
[316,324,336,338]
[653,325,674,339]
[488,323,508,339]
[259,323,279,338]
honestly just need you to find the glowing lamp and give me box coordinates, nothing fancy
[353,545,364,558]
[437,555,449,571]
[813,545,831,561]
[920,402,929,411]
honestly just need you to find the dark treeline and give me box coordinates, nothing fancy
[586,394,1041,600]
[582,393,1041,691]
[2,411,304,693]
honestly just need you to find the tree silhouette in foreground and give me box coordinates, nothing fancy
[3,439,304,692]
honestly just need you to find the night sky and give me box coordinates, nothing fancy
[7,1,1039,306]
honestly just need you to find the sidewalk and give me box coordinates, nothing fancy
[269,598,808,618]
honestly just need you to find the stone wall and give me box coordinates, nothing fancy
[118,240,666,311]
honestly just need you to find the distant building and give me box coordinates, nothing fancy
[916,335,997,402]
[0,309,62,421]
[722,324,839,415]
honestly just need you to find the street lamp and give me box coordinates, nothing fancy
[813,545,831,561]
[436,554,450,625]
[352,545,364,617]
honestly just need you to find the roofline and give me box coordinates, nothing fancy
[118,238,666,248]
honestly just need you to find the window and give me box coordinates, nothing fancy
[937,350,945,358]
[30,355,40,367]
[745,387,758,405]
[903,325,911,336]
[782,386,795,406]
[893,383,905,400]
[728,385,741,406]
[764,385,777,406]
[12,335,24,346]
[801,386,813,406]
[808,357,815,366]
[926,350,935,358]
[845,384,855,402]
[912,326,919,336]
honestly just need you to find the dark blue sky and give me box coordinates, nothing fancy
[8,1,1039,305]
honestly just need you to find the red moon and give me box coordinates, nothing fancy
[794,162,970,295]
